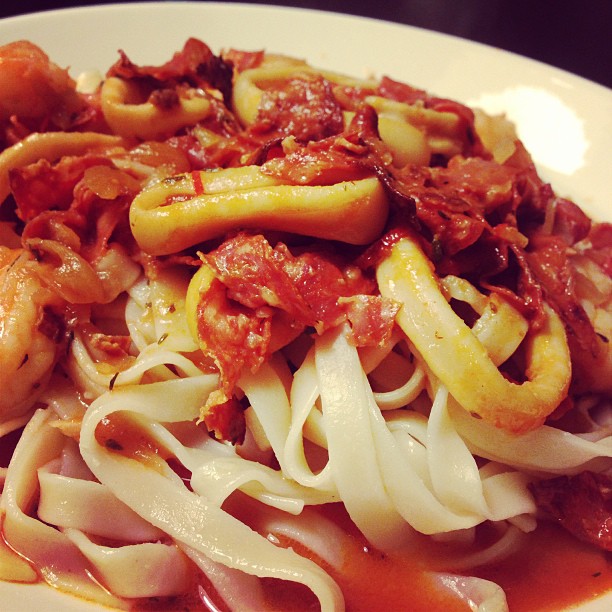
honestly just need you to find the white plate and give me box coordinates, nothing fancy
[0,2,610,610]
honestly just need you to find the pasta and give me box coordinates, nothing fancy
[0,37,611,612]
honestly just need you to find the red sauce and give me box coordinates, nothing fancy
[330,544,467,612]
[3,437,611,612]
[474,521,612,611]
[329,511,612,611]
[314,504,468,612]
[265,527,467,611]
[94,412,167,466]
[256,504,612,611]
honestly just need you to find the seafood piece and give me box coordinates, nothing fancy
[377,235,571,433]
[0,247,66,422]
[130,166,388,255]
[0,41,85,126]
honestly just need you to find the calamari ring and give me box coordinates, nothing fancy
[130,166,389,255]
[0,131,125,204]
[440,275,529,367]
[100,76,213,140]
[376,235,571,433]
[232,57,376,126]
[365,95,466,161]
[232,59,462,167]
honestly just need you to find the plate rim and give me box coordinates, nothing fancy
[1,0,611,95]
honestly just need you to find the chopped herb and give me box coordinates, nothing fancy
[164,175,186,185]
[109,371,120,390]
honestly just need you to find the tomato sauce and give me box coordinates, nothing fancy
[265,531,468,611]
[474,521,612,611]
[94,412,167,467]
[328,510,612,611]
[313,504,468,612]
[261,504,612,611]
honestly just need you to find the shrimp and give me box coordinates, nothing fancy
[0,246,67,423]
[569,236,612,395]
[0,40,85,129]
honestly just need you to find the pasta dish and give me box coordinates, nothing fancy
[0,37,611,611]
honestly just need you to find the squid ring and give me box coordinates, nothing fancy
[0,131,125,204]
[130,166,389,255]
[100,76,213,140]
[376,235,571,433]
[232,59,376,126]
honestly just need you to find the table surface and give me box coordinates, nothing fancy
[1,0,610,89]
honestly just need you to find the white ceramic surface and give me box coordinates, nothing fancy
[0,3,610,610]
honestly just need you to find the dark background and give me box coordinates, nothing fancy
[2,0,611,89]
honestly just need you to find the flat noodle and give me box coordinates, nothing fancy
[78,378,344,611]
[1,410,127,608]
[426,386,488,516]
[65,528,193,599]
[449,399,612,474]
[315,325,413,550]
